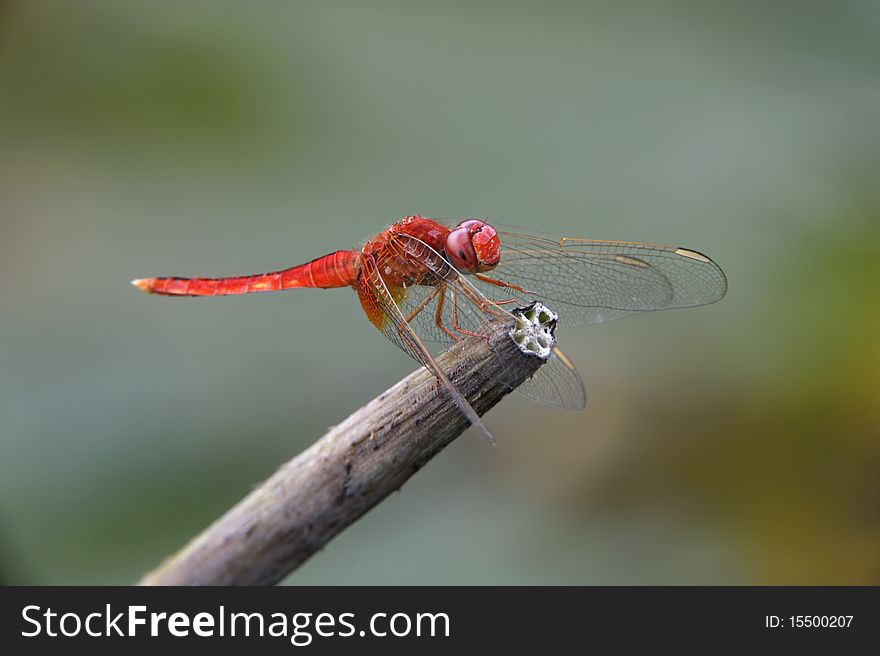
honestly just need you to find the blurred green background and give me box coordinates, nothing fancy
[1,0,878,585]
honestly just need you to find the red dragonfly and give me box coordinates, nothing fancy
[133,215,727,443]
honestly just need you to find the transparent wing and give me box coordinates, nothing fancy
[516,345,586,411]
[444,223,728,327]
[367,233,587,411]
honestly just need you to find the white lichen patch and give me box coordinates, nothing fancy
[509,301,558,360]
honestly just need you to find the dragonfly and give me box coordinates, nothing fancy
[133,215,727,443]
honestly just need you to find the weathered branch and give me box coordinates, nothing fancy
[138,315,544,586]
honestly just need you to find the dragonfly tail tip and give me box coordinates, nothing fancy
[131,278,151,292]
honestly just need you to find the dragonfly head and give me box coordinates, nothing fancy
[446,220,501,273]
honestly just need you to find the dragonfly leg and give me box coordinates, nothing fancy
[403,285,441,324]
[433,284,460,343]
[474,273,534,295]
[449,285,492,343]
[397,283,462,345]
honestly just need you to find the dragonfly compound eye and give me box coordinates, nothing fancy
[470,224,500,271]
[450,219,500,272]
[509,301,559,360]
[445,226,480,272]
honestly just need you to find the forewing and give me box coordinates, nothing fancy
[471,226,728,326]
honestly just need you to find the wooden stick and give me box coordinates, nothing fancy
[138,315,545,586]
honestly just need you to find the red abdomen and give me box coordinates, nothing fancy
[133,250,360,296]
